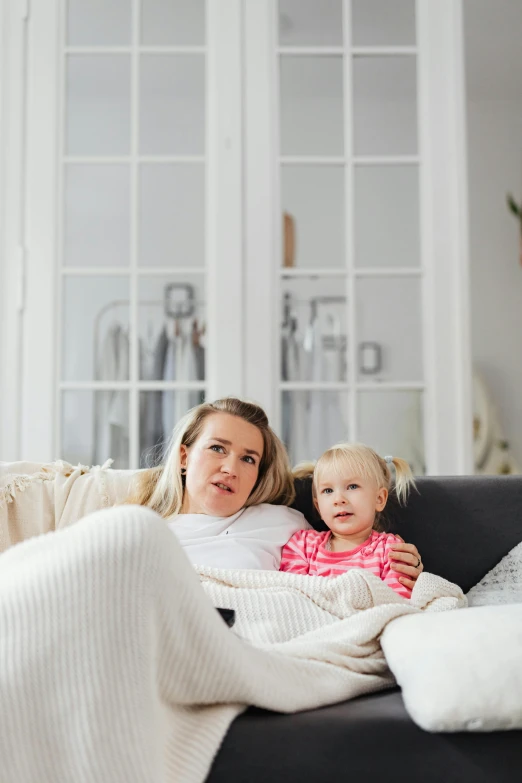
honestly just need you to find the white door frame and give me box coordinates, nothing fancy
[18,0,60,461]
[0,0,30,461]
[417,0,473,474]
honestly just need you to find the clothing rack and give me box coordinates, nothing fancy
[91,285,206,467]
[282,292,346,330]
[93,282,204,379]
[281,293,382,375]
[282,292,347,346]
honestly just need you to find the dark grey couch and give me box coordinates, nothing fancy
[208,476,522,783]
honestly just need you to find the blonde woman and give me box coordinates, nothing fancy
[128,398,423,584]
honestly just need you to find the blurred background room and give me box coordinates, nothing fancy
[0,0,521,476]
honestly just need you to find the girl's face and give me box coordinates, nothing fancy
[179,412,264,517]
[315,470,388,542]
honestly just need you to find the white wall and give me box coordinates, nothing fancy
[467,99,522,464]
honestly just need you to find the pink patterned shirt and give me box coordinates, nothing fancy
[280,529,411,599]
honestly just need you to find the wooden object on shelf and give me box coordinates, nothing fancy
[283,212,295,268]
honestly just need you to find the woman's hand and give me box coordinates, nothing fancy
[388,536,423,590]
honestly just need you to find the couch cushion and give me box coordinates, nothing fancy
[209,689,522,783]
[292,475,522,592]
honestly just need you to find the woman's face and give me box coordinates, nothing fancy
[179,412,264,517]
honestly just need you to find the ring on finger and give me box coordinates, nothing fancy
[415,557,421,568]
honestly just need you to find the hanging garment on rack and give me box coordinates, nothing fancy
[398,391,425,475]
[162,322,179,441]
[281,322,304,463]
[190,319,205,408]
[307,313,347,461]
[304,316,322,460]
[289,326,309,466]
[93,323,129,467]
[281,327,291,449]
[140,325,169,465]
[177,321,203,417]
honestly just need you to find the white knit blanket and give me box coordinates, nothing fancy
[0,504,466,783]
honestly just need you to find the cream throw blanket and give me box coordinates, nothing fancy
[0,459,136,551]
[0,502,466,783]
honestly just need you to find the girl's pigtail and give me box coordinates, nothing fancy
[292,461,316,480]
[389,457,416,505]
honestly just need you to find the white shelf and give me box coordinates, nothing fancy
[354,267,423,277]
[353,156,419,166]
[280,382,349,392]
[279,156,420,166]
[280,268,347,277]
[277,47,417,57]
[280,156,345,166]
[279,382,425,392]
[64,46,206,55]
[63,156,206,164]
[279,267,423,278]
[351,46,417,56]
[277,47,344,56]
[60,381,207,391]
[61,267,206,276]
[355,382,425,392]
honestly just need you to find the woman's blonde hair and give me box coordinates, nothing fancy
[293,442,416,531]
[125,397,295,517]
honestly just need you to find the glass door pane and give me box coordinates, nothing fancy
[64,164,131,268]
[354,164,420,268]
[62,276,130,382]
[62,390,130,469]
[138,274,206,381]
[358,390,425,474]
[139,163,205,268]
[139,54,205,155]
[351,0,416,46]
[282,390,350,465]
[141,0,206,45]
[281,165,345,269]
[278,0,343,46]
[355,277,423,383]
[280,56,344,156]
[66,54,131,156]
[281,276,348,383]
[353,55,417,156]
[67,0,132,46]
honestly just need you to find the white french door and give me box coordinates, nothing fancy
[4,0,246,467]
[0,0,472,474]
[243,0,473,474]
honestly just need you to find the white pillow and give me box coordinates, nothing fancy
[381,605,522,732]
[467,541,522,606]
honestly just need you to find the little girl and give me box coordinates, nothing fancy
[280,443,416,599]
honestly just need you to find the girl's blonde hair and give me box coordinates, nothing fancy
[125,397,295,517]
[293,442,416,531]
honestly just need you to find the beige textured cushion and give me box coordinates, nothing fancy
[0,461,140,553]
[381,605,522,732]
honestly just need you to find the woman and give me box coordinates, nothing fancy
[128,397,423,587]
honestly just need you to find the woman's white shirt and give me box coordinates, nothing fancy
[168,503,310,571]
